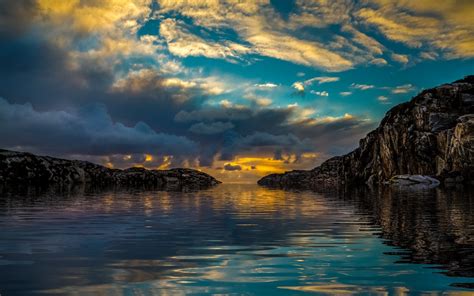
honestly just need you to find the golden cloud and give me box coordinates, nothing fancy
[357,1,474,58]
[37,0,151,34]
[157,0,354,71]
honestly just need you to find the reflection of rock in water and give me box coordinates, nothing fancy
[0,182,214,198]
[1,184,472,284]
[343,186,474,278]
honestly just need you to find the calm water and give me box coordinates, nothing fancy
[0,184,473,295]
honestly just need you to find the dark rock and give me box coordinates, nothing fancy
[258,76,474,188]
[0,150,221,190]
[389,175,440,190]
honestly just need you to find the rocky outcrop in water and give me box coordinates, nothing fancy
[258,76,474,188]
[389,175,441,190]
[0,150,220,189]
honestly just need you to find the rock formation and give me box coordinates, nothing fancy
[0,150,220,189]
[258,76,474,188]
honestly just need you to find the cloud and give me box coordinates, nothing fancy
[254,83,279,88]
[369,58,388,66]
[172,100,372,165]
[220,131,313,161]
[391,84,415,94]
[110,69,228,102]
[292,82,305,93]
[242,29,354,72]
[305,76,340,84]
[255,98,273,107]
[243,93,273,107]
[420,51,439,60]
[157,1,355,71]
[283,113,375,157]
[223,163,242,171]
[292,76,339,95]
[351,83,375,90]
[175,107,252,123]
[0,0,210,123]
[340,24,385,55]
[159,18,252,61]
[0,0,37,37]
[158,0,474,68]
[299,113,356,125]
[0,98,197,157]
[377,96,390,104]
[29,0,162,73]
[311,91,329,97]
[189,121,235,135]
[391,53,409,64]
[355,1,474,59]
[219,100,234,108]
[2,0,428,180]
[36,0,152,35]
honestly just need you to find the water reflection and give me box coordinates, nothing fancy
[0,184,473,295]
[347,186,474,278]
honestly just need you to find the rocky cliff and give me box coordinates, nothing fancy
[258,76,474,188]
[0,150,220,189]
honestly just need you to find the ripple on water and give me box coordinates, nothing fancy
[0,184,473,295]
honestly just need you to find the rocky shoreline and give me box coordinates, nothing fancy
[0,150,221,190]
[258,76,474,188]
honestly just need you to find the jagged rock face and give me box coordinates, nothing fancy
[0,150,221,189]
[259,76,474,188]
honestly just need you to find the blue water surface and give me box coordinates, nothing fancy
[0,184,473,295]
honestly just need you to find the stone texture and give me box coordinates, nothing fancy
[389,175,440,189]
[258,76,474,188]
[0,150,220,189]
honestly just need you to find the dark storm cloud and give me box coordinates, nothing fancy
[104,74,209,135]
[273,149,283,160]
[286,117,376,155]
[175,105,294,135]
[174,103,372,163]
[0,0,36,37]
[219,131,313,161]
[0,0,203,124]
[174,105,320,162]
[0,5,203,162]
[175,107,253,122]
[189,121,235,135]
[0,98,197,157]
[0,1,117,111]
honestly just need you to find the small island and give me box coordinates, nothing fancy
[259,76,474,188]
[0,149,220,190]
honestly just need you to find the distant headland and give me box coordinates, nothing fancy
[0,149,220,190]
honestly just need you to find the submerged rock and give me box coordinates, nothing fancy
[0,150,220,189]
[259,76,474,188]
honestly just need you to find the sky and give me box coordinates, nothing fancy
[0,0,473,183]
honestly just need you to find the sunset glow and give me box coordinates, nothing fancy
[1,0,473,182]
